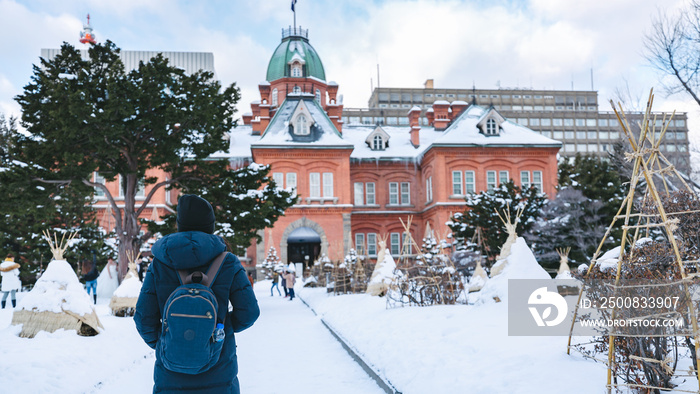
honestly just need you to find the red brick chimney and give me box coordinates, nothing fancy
[408,106,421,148]
[258,82,271,105]
[432,101,450,131]
[450,100,469,121]
[325,81,343,133]
[242,113,252,125]
[426,107,435,126]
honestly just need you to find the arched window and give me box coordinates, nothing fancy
[486,118,498,135]
[271,88,278,107]
[315,89,322,104]
[295,114,309,135]
[291,62,302,77]
[372,135,384,150]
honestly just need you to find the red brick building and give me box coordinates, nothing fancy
[233,27,560,273]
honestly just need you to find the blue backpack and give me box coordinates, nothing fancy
[158,252,228,374]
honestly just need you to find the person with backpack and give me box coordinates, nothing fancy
[134,194,260,393]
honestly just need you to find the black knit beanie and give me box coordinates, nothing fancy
[177,194,216,234]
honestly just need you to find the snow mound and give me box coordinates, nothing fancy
[18,260,95,316]
[367,252,397,296]
[475,237,549,304]
[112,275,141,298]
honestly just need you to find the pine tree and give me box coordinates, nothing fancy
[144,163,296,255]
[0,114,109,285]
[447,181,546,262]
[11,41,240,279]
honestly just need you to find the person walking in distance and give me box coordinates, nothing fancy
[284,267,296,301]
[0,254,20,308]
[270,270,281,296]
[135,194,260,393]
[81,256,99,304]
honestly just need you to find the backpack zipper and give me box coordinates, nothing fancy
[171,311,213,319]
[164,294,218,324]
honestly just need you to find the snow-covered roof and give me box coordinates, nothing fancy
[216,104,560,163]
[251,97,353,149]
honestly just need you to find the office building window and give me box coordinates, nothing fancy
[272,88,278,107]
[93,172,106,197]
[286,173,297,196]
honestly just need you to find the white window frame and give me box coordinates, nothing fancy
[271,88,278,107]
[295,114,310,135]
[93,172,106,198]
[521,171,531,189]
[323,172,334,197]
[486,118,498,135]
[309,173,321,197]
[286,172,297,196]
[355,233,365,255]
[533,171,543,192]
[272,172,284,188]
[315,89,321,103]
[452,171,463,195]
[372,135,384,150]
[389,182,399,205]
[486,171,497,191]
[402,232,413,255]
[291,62,302,77]
[498,171,509,186]
[367,233,377,256]
[465,171,475,193]
[426,176,433,202]
[354,182,364,205]
[400,182,410,205]
[366,182,376,205]
[390,233,400,256]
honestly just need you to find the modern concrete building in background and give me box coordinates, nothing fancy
[343,79,691,173]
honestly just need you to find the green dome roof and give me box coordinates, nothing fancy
[266,29,326,82]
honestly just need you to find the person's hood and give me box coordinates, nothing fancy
[151,231,226,270]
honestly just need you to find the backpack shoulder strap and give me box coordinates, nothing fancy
[201,252,228,287]
[177,252,228,287]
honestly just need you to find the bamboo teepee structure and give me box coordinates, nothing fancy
[567,90,700,393]
[12,230,103,338]
[109,250,142,317]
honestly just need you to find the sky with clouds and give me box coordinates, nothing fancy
[1,0,698,143]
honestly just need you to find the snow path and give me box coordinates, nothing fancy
[92,281,384,393]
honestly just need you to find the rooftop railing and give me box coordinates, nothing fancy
[282,26,308,39]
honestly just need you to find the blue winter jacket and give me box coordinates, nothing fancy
[134,232,260,393]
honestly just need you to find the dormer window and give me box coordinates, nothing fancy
[366,126,390,151]
[295,114,310,135]
[272,88,278,107]
[372,135,385,150]
[291,62,302,77]
[315,89,322,104]
[486,118,498,135]
[293,86,301,94]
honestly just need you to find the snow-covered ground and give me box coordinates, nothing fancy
[8,272,698,393]
[0,282,383,394]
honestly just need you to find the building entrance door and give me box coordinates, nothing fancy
[287,227,321,270]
